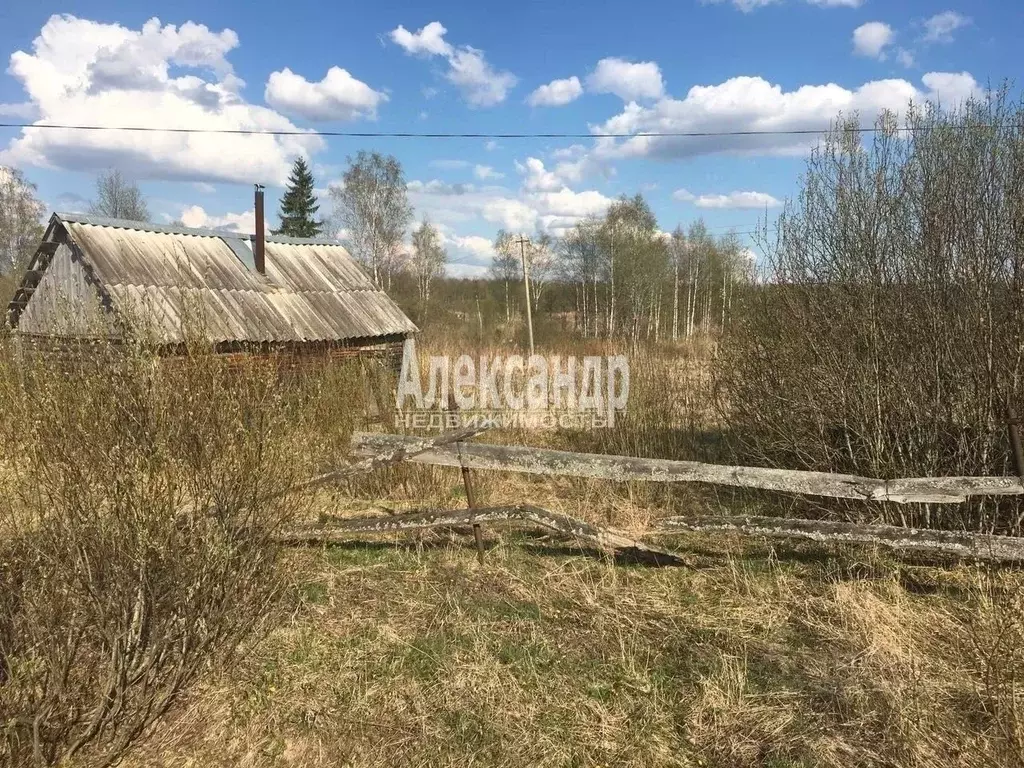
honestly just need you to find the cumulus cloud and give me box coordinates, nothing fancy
[516,157,563,192]
[591,72,981,161]
[389,21,516,107]
[587,58,664,101]
[390,21,452,56]
[264,66,386,121]
[474,164,504,180]
[406,165,612,240]
[406,179,476,195]
[853,22,895,59]
[700,0,780,10]
[430,158,471,170]
[1,15,322,184]
[920,71,980,103]
[527,76,583,107]
[178,204,262,233]
[0,102,37,119]
[922,11,971,43]
[673,188,782,209]
[702,0,862,10]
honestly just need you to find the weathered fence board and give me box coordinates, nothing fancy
[277,504,1024,563]
[280,425,491,498]
[278,504,687,565]
[351,433,1024,505]
[657,515,1024,562]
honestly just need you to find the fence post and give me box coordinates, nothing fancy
[1007,403,1024,478]
[448,391,486,564]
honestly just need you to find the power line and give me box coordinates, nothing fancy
[0,122,1012,139]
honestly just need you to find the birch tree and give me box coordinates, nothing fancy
[331,152,413,290]
[490,230,519,325]
[0,166,45,274]
[90,170,149,222]
[409,219,447,312]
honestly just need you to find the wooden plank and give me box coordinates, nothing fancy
[656,515,1024,562]
[280,425,492,498]
[278,504,687,566]
[276,505,1024,563]
[351,432,1024,505]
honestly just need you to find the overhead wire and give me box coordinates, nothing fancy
[0,122,1014,139]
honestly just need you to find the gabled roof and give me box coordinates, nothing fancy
[10,212,417,345]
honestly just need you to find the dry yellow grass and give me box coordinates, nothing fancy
[121,529,1024,768]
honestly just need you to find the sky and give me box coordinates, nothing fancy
[0,0,1017,276]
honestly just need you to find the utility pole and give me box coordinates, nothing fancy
[517,235,535,358]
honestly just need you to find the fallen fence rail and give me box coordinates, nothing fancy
[278,504,686,566]
[658,515,1024,562]
[276,505,1024,563]
[351,432,1024,505]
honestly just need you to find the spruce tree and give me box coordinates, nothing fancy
[273,158,323,238]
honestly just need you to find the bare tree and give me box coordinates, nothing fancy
[89,169,149,221]
[669,226,686,341]
[409,218,447,313]
[527,231,556,312]
[490,230,519,325]
[331,152,413,290]
[722,90,1024,534]
[0,167,45,275]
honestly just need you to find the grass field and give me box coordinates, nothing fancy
[124,523,1024,768]
[6,334,1024,767]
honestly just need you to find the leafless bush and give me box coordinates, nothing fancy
[721,88,1024,532]
[0,332,311,766]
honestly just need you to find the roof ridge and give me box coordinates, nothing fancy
[53,212,346,246]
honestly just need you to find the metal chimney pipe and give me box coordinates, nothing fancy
[253,183,266,274]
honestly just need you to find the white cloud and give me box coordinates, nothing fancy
[1,15,322,184]
[673,188,782,209]
[516,157,563,192]
[264,66,386,121]
[921,71,980,103]
[702,0,862,10]
[591,72,981,161]
[922,11,971,43]
[443,231,495,263]
[389,21,516,107]
[406,167,612,240]
[389,21,452,56]
[897,48,915,68]
[587,58,664,101]
[406,179,476,195]
[527,76,583,107]
[0,102,37,119]
[481,198,538,232]
[853,22,895,59]
[430,158,470,170]
[700,0,780,10]
[485,140,499,151]
[474,164,504,180]
[178,204,262,233]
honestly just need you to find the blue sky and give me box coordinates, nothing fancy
[0,0,1016,274]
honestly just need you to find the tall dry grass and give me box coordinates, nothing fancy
[0,326,376,767]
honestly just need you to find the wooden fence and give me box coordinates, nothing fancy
[278,428,1024,565]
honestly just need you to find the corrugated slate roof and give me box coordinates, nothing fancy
[41,212,417,344]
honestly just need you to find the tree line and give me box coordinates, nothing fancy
[492,197,756,345]
[0,153,756,342]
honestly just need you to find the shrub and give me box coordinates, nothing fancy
[0,334,309,766]
[721,89,1024,532]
